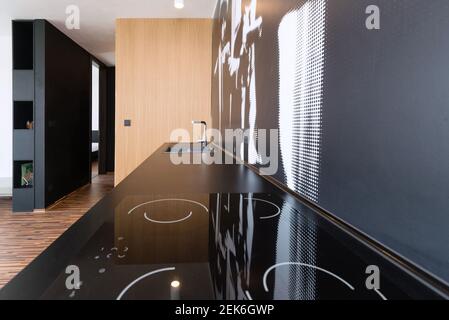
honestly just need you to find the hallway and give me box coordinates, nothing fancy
[0,173,113,288]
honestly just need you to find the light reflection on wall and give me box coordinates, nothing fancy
[211,0,325,299]
[274,203,317,300]
[213,0,263,163]
[209,193,318,300]
[278,0,326,203]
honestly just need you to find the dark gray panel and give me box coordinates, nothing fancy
[12,188,34,212]
[13,70,34,101]
[33,20,45,209]
[13,130,34,160]
[320,0,449,282]
[92,130,99,143]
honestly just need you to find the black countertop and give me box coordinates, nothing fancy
[0,144,447,300]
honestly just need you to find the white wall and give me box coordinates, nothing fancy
[92,63,99,131]
[0,21,12,196]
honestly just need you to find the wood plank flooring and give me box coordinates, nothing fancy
[0,173,114,289]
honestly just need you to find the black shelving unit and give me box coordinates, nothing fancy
[12,20,34,212]
[12,19,94,212]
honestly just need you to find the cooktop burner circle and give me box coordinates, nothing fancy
[116,267,176,300]
[243,197,281,220]
[128,198,209,224]
[263,262,355,293]
[144,210,193,224]
[128,198,208,213]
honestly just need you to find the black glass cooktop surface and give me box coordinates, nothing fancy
[35,192,442,300]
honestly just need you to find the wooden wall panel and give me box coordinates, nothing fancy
[115,19,212,185]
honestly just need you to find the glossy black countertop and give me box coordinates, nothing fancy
[0,144,447,300]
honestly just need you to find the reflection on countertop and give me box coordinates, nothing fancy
[39,193,442,300]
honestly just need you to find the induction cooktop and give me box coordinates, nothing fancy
[39,193,442,300]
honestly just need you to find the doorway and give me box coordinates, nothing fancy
[91,61,100,178]
[90,59,115,180]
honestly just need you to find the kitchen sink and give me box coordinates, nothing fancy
[164,143,213,154]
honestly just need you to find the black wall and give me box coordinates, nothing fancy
[44,22,91,206]
[106,67,115,172]
[212,0,449,284]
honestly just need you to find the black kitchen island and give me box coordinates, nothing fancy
[0,144,447,300]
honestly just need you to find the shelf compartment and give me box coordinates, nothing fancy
[13,161,34,189]
[13,21,34,70]
[14,101,33,129]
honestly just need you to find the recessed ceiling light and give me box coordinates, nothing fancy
[171,280,181,288]
[174,0,184,9]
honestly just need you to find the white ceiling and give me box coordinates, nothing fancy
[0,0,217,66]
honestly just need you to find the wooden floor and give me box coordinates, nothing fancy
[0,173,114,289]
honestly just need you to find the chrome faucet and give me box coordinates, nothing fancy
[192,120,208,147]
